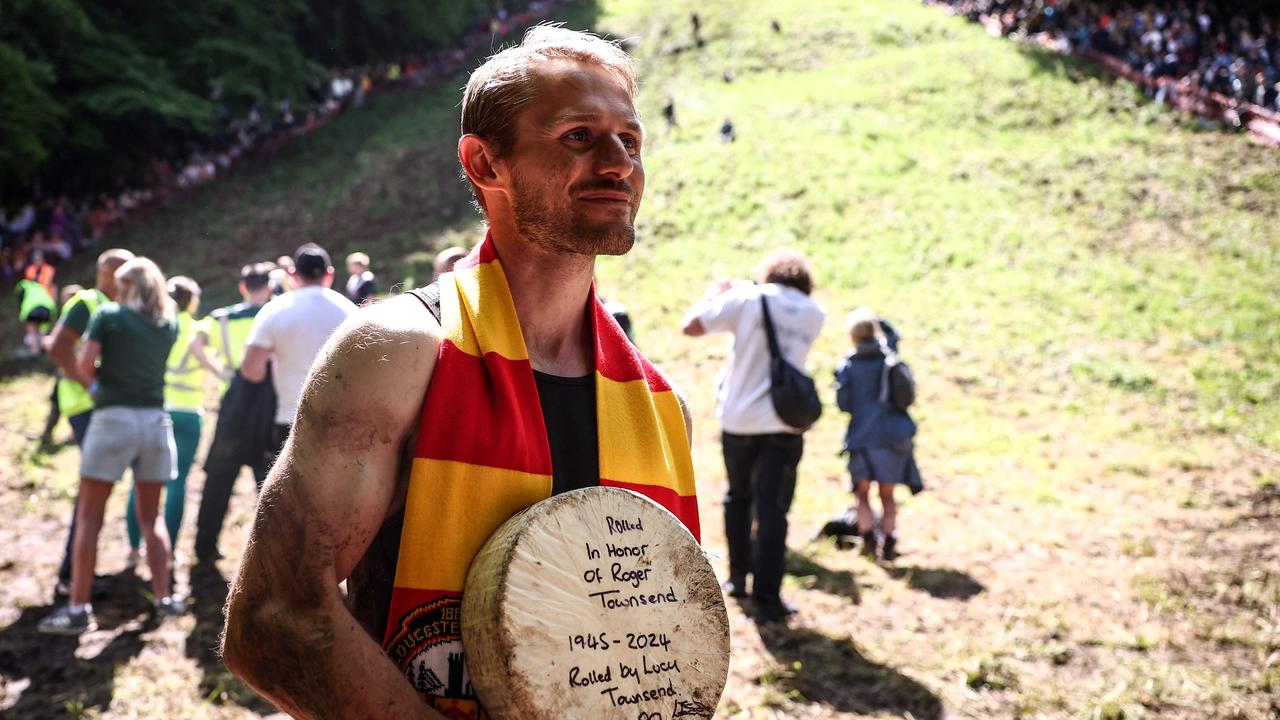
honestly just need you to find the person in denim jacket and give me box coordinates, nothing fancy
[834,308,923,561]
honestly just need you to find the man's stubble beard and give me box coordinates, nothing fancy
[510,169,637,257]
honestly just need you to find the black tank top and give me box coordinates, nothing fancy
[346,284,599,641]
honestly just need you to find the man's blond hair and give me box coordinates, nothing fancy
[460,24,637,210]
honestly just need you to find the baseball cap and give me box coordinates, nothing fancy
[293,243,332,280]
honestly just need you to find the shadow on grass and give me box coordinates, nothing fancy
[184,561,278,715]
[887,565,984,600]
[785,550,861,604]
[757,625,942,719]
[0,572,152,719]
[1015,43,1111,85]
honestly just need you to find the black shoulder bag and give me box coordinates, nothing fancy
[760,295,822,430]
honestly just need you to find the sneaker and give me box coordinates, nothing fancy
[38,605,96,636]
[753,597,798,624]
[720,577,749,599]
[155,595,187,617]
[881,534,898,562]
[860,531,878,559]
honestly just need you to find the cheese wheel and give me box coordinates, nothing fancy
[462,486,729,720]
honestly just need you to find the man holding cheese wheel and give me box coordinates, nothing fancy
[223,25,701,720]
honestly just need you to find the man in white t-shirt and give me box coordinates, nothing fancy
[242,243,356,457]
[682,249,824,623]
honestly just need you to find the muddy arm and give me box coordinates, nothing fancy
[222,296,446,720]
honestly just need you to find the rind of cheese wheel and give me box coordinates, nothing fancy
[462,486,729,720]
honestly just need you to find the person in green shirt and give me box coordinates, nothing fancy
[45,248,134,599]
[39,257,184,635]
[125,276,220,567]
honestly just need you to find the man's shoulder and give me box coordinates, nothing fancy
[344,293,439,341]
[67,288,103,312]
[312,296,442,395]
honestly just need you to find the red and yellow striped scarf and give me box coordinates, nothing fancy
[382,235,699,719]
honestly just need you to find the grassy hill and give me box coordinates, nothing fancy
[1,0,1276,718]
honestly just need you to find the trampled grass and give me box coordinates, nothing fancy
[1,0,1276,717]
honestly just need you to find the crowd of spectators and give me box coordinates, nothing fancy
[0,194,146,286]
[0,1,556,290]
[934,1,1280,118]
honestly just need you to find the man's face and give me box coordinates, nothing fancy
[499,60,645,257]
[99,261,125,299]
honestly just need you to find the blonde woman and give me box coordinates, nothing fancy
[39,257,183,635]
[125,276,219,567]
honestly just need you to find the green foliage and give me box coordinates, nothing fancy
[0,0,496,198]
[0,41,63,188]
[291,0,490,66]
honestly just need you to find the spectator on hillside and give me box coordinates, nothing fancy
[124,276,219,569]
[938,0,1280,112]
[24,249,56,296]
[39,257,183,635]
[833,308,923,562]
[7,203,35,237]
[194,262,278,563]
[344,252,378,305]
[682,250,825,623]
[16,273,56,356]
[720,116,737,143]
[433,245,468,278]
[241,243,355,462]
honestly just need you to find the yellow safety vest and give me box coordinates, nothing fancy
[56,289,106,417]
[165,312,210,413]
[210,302,262,392]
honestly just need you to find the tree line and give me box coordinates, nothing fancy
[0,0,494,202]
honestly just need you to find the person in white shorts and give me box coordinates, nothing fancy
[39,257,184,635]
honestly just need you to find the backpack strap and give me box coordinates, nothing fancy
[759,293,783,362]
[405,282,442,324]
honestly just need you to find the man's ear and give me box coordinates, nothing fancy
[459,134,505,199]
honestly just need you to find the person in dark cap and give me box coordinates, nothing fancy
[240,243,355,462]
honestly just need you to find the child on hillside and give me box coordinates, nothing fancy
[833,308,923,561]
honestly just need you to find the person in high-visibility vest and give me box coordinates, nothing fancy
[193,261,278,563]
[24,250,56,297]
[45,248,135,599]
[16,276,56,356]
[40,284,85,444]
[125,276,219,567]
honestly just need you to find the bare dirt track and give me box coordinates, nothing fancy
[0,365,1276,719]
